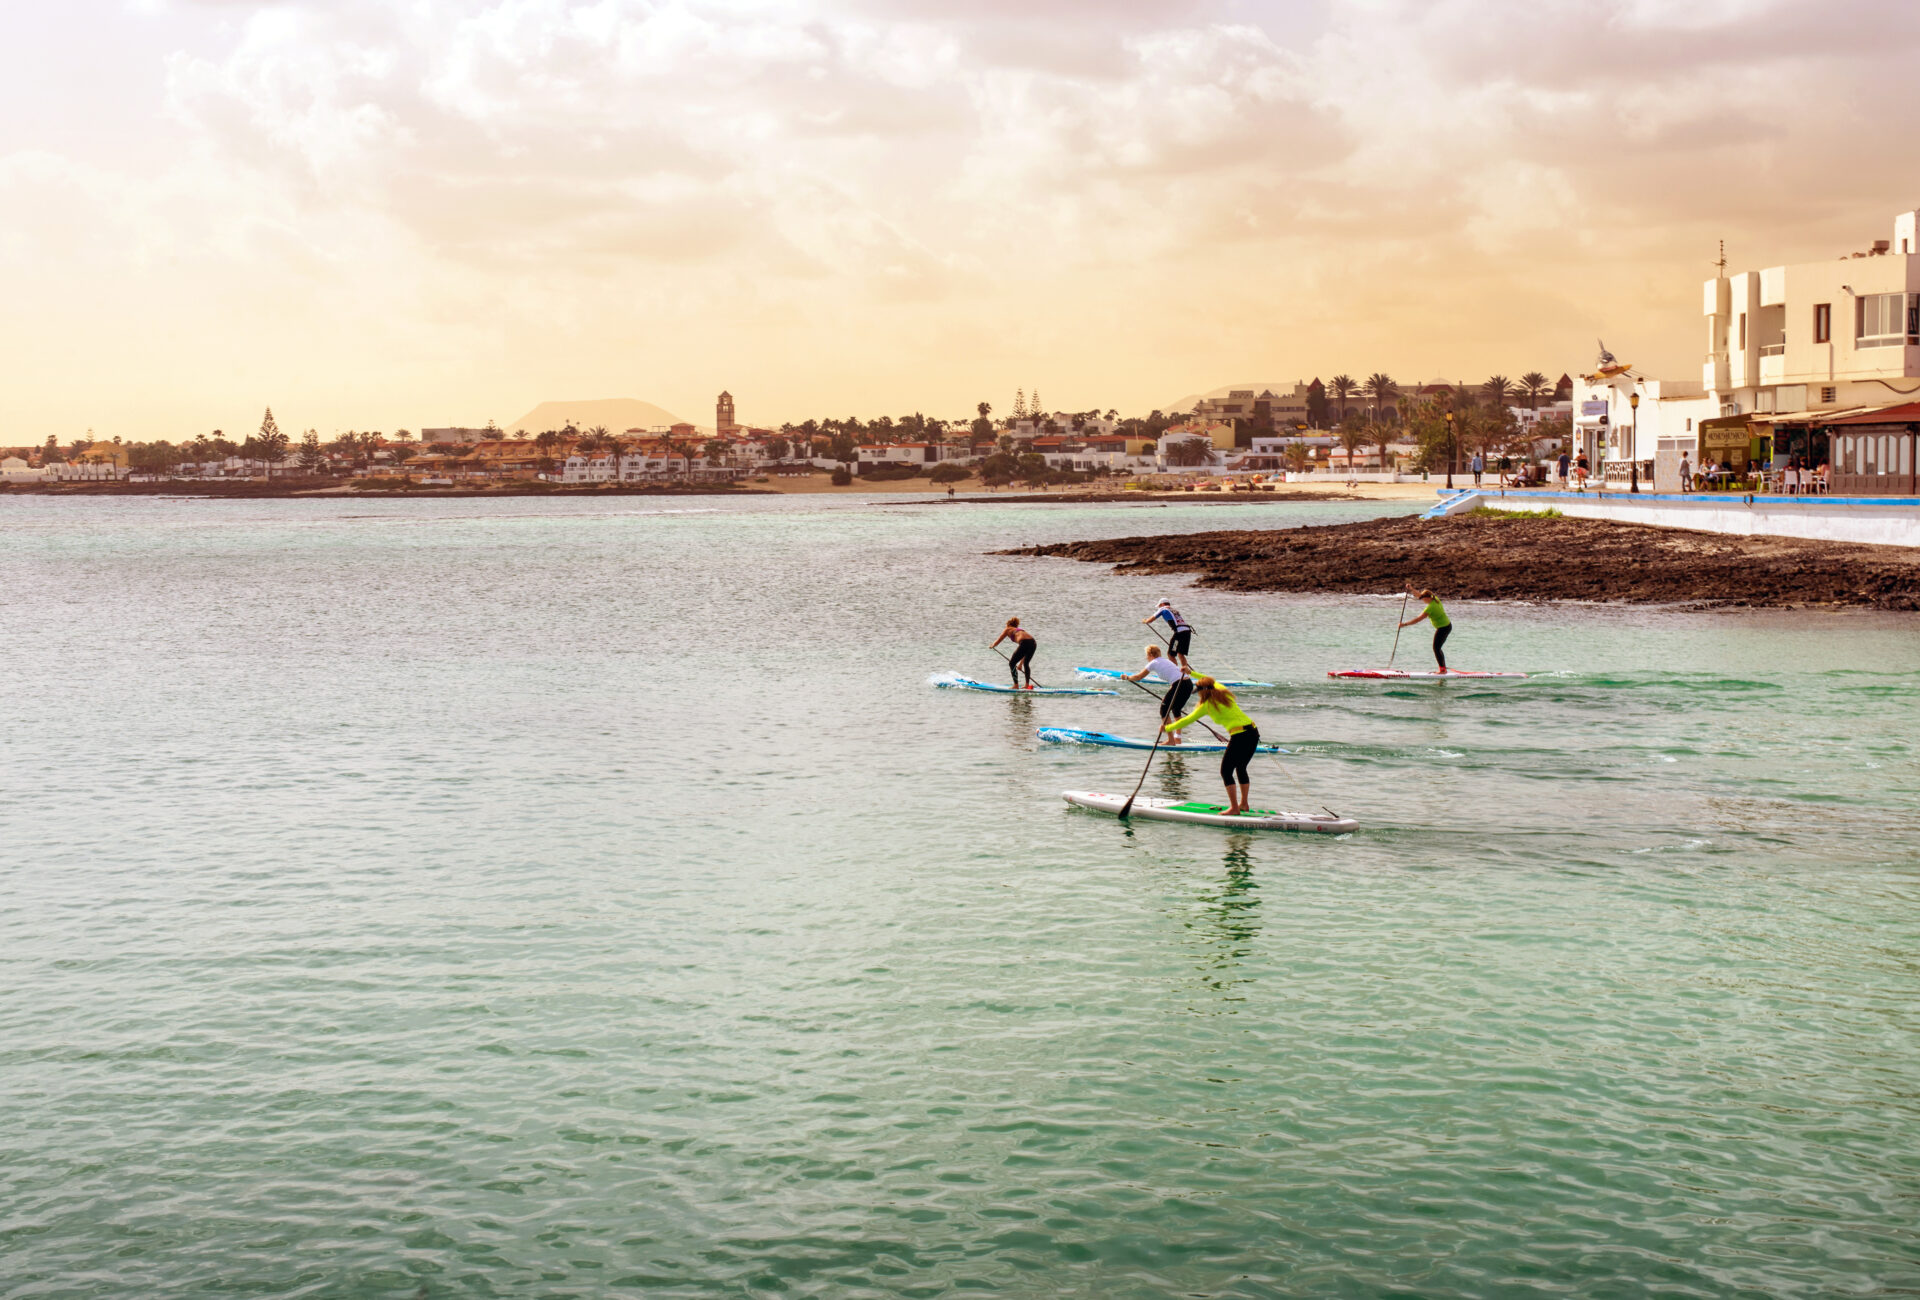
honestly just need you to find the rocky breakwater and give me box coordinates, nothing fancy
[1001,511,1920,609]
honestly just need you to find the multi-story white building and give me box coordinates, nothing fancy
[1577,205,1920,491]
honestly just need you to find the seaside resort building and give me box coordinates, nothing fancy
[1576,205,1920,493]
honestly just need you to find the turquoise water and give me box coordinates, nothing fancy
[4,493,1920,1298]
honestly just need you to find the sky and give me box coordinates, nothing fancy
[2,0,1918,441]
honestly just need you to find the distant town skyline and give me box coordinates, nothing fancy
[3,0,1918,441]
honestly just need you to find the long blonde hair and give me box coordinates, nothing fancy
[1193,675,1236,707]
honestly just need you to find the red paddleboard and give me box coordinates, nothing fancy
[1328,668,1528,680]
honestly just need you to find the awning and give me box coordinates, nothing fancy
[1756,402,1920,426]
[1825,401,1920,426]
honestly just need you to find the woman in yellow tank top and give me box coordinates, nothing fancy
[1163,676,1261,816]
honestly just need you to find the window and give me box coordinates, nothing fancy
[1857,292,1912,347]
[1739,312,1747,349]
[1814,302,1831,343]
[1821,386,1837,404]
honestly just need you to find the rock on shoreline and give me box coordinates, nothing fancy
[1000,512,1920,609]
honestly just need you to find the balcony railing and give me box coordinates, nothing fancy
[1759,343,1786,357]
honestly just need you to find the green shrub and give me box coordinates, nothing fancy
[928,463,972,484]
[1469,505,1562,519]
[830,467,852,486]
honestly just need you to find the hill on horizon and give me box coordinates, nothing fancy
[507,398,687,435]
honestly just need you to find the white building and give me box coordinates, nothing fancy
[41,460,129,481]
[618,447,692,479]
[1577,205,1920,491]
[560,452,618,483]
[856,442,972,468]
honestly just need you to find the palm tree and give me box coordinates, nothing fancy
[977,401,991,421]
[1372,421,1394,477]
[1162,436,1215,468]
[1517,371,1549,410]
[1364,373,1397,425]
[1482,375,1512,409]
[1330,374,1356,425]
[1338,424,1366,473]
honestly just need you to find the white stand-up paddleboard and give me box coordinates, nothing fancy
[1328,668,1528,680]
[1063,790,1356,833]
[1038,727,1285,754]
[933,674,1117,697]
[1076,667,1276,689]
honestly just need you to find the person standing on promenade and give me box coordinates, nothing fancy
[1397,588,1454,673]
[1680,453,1692,492]
[1124,644,1193,746]
[1557,450,1571,487]
[1143,600,1193,669]
[1471,451,1484,486]
[1162,677,1262,816]
[991,618,1038,689]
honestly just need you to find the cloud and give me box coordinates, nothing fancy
[1,0,1917,440]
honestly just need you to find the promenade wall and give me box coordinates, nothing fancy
[1432,488,1920,548]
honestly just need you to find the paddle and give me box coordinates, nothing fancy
[1117,716,1167,819]
[1386,589,1412,669]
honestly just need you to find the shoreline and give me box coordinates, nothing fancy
[0,478,1439,503]
[1000,511,1920,610]
[0,480,776,498]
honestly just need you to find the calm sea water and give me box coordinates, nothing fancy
[4,492,1920,1299]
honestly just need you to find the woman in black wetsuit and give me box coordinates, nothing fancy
[990,617,1038,689]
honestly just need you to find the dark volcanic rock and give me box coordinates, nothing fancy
[1000,512,1920,609]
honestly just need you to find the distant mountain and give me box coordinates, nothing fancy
[507,398,687,435]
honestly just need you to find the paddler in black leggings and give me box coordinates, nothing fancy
[990,617,1037,689]
[1123,644,1192,745]
[1397,587,1452,673]
[1162,676,1261,816]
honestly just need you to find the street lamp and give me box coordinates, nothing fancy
[1629,391,1641,493]
[1444,410,1456,489]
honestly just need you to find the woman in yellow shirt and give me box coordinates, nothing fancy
[1163,676,1261,816]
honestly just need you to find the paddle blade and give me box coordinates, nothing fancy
[1118,797,1135,818]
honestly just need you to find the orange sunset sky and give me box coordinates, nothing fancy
[3,0,1918,440]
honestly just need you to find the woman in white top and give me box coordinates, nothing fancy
[1123,645,1193,745]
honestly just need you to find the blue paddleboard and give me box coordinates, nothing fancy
[1039,727,1285,753]
[933,674,1116,697]
[1076,667,1277,689]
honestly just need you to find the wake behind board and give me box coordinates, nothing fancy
[1328,668,1527,680]
[1077,667,1277,689]
[933,674,1116,697]
[1039,727,1286,754]
[1063,790,1356,834]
